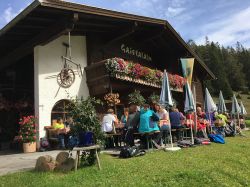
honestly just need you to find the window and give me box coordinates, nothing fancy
[51,99,71,122]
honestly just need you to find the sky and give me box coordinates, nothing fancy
[1,0,250,48]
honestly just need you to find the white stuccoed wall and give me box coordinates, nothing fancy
[34,35,89,140]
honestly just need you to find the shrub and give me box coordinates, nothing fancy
[67,97,104,145]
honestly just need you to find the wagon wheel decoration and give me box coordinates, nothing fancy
[57,68,75,88]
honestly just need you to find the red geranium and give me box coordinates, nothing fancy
[19,115,37,143]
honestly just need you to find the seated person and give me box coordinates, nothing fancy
[196,107,207,130]
[155,103,170,131]
[186,111,208,138]
[53,117,66,149]
[64,116,74,147]
[120,108,129,127]
[139,104,160,148]
[124,105,140,146]
[215,113,228,126]
[101,109,118,133]
[101,109,119,148]
[139,104,159,133]
[214,113,227,136]
[169,107,185,140]
[155,103,170,145]
[64,116,74,131]
[239,115,246,129]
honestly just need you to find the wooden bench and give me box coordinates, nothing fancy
[73,145,101,171]
[133,131,160,150]
[105,133,123,147]
[44,126,59,148]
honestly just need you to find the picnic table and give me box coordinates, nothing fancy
[73,145,101,171]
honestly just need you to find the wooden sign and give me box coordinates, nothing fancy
[120,43,152,62]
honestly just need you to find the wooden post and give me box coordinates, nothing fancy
[95,149,101,170]
[74,150,79,171]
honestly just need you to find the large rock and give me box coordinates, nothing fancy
[35,155,56,172]
[55,158,75,172]
[56,152,69,165]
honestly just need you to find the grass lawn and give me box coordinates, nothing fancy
[1,131,250,187]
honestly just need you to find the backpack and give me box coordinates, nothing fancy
[224,124,235,137]
[39,138,50,152]
[194,137,211,145]
[119,146,146,158]
[68,136,79,149]
[40,138,49,148]
[177,140,193,148]
[209,134,225,144]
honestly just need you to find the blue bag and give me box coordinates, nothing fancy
[208,134,225,144]
[68,136,79,148]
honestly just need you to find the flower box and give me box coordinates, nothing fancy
[106,58,186,92]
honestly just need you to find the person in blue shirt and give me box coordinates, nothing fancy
[169,107,185,141]
[120,108,129,126]
[139,104,160,133]
[138,104,161,148]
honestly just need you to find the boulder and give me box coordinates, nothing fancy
[35,155,56,172]
[56,152,69,165]
[55,158,75,172]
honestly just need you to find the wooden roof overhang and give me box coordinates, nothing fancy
[0,0,215,80]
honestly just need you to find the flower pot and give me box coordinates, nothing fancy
[23,142,36,153]
[78,131,94,147]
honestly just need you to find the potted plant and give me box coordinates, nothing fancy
[148,92,160,105]
[128,90,145,108]
[19,116,37,153]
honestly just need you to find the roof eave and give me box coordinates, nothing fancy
[39,0,166,25]
[164,21,216,80]
[0,0,41,37]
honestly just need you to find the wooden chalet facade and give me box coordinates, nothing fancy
[0,0,215,144]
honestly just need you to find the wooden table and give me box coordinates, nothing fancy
[73,145,101,171]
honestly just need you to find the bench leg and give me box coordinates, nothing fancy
[75,150,80,171]
[95,149,101,170]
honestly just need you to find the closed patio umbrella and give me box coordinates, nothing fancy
[231,94,240,115]
[217,91,227,114]
[231,94,240,134]
[184,82,195,144]
[204,88,217,131]
[159,70,174,108]
[160,70,180,151]
[240,101,247,116]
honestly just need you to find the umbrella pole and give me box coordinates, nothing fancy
[194,112,197,136]
[164,107,181,151]
[209,112,212,133]
[190,117,194,144]
[237,113,240,135]
[166,108,173,148]
[169,121,174,148]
